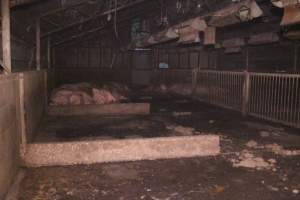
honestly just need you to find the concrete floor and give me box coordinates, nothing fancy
[20,94,300,200]
[20,156,300,200]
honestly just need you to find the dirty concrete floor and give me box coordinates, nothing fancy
[22,94,300,199]
[20,156,300,200]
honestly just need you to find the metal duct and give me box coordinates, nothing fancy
[208,0,263,27]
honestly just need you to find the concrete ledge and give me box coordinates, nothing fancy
[22,135,220,167]
[47,103,150,116]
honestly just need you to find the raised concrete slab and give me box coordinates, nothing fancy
[22,135,220,167]
[47,103,150,116]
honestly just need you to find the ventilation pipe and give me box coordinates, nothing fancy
[10,0,41,7]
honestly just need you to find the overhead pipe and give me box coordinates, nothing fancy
[10,0,41,7]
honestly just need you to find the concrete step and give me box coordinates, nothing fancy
[21,135,220,167]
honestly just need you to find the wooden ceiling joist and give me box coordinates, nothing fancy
[40,1,87,18]
[53,25,108,46]
[10,0,41,7]
[53,4,158,47]
[41,0,148,39]
[41,18,60,28]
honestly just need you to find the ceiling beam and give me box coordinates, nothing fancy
[40,1,87,18]
[41,18,60,27]
[53,5,159,47]
[10,0,42,7]
[41,0,148,38]
[53,24,108,46]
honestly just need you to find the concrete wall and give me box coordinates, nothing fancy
[22,70,47,142]
[47,69,56,98]
[0,70,48,198]
[0,74,21,199]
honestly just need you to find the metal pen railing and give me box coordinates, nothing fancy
[153,68,300,128]
[195,70,245,111]
[248,73,300,128]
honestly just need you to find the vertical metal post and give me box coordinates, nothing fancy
[52,46,56,68]
[47,37,51,69]
[198,51,201,71]
[98,40,101,68]
[36,19,41,70]
[76,47,79,68]
[294,44,298,72]
[245,46,249,71]
[87,40,90,68]
[2,0,12,73]
[242,71,250,116]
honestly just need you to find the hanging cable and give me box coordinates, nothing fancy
[114,0,120,40]
[110,0,120,69]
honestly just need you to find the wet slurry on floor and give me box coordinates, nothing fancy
[36,94,299,143]
[21,94,300,200]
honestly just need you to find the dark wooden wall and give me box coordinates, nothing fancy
[53,40,298,85]
[154,42,298,72]
[217,42,299,72]
[54,41,132,85]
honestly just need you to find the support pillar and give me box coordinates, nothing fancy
[294,44,298,72]
[47,37,51,69]
[36,19,41,70]
[2,0,12,73]
[242,71,250,116]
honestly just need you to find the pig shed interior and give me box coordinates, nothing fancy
[1,0,300,199]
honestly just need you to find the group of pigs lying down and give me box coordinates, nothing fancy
[50,82,130,106]
[50,82,196,106]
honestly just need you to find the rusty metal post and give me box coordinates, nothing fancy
[242,71,250,116]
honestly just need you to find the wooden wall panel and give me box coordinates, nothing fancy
[53,41,298,86]
[55,68,132,86]
[217,43,296,72]
[78,48,89,68]
[190,51,199,69]
[179,50,189,68]
[64,48,77,68]
[89,47,100,68]
[153,47,208,70]
[54,45,132,85]
[151,69,196,85]
[102,48,113,68]
[168,50,179,69]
